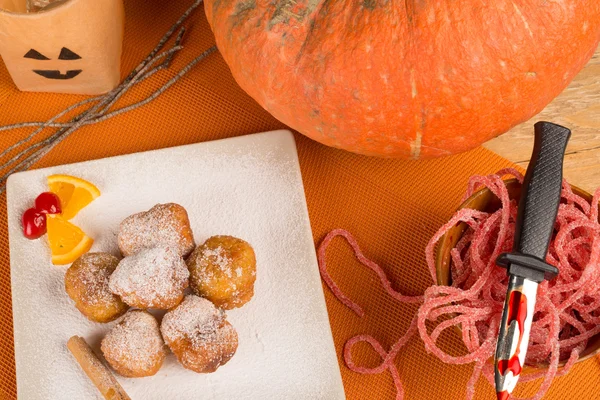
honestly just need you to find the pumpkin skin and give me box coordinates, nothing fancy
[206,0,600,159]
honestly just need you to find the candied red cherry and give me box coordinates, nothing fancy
[22,207,47,239]
[35,192,61,215]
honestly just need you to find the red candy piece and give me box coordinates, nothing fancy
[34,192,61,215]
[22,207,47,240]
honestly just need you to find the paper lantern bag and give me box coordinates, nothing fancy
[0,0,124,95]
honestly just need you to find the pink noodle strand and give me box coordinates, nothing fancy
[318,229,421,398]
[318,170,600,400]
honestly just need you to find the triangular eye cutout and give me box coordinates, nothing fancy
[58,47,81,60]
[24,49,49,60]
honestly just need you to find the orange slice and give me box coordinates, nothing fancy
[47,215,94,265]
[47,174,101,220]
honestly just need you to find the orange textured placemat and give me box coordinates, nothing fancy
[1,1,600,399]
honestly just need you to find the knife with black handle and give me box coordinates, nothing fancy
[494,121,570,400]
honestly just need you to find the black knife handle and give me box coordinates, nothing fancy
[513,121,570,259]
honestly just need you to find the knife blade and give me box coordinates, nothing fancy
[494,121,571,400]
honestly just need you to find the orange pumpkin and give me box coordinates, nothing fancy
[205,1,600,158]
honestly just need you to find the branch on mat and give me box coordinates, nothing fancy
[0,0,217,194]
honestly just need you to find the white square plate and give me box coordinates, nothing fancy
[7,131,345,400]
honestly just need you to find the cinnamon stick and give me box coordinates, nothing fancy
[67,336,131,400]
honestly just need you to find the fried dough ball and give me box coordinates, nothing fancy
[101,310,167,377]
[65,253,129,323]
[109,246,189,309]
[161,295,238,373]
[118,203,195,258]
[187,235,256,310]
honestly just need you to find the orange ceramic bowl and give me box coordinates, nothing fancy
[434,178,600,368]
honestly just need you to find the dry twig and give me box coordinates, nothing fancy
[0,0,215,194]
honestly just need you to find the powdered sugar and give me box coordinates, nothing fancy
[161,295,239,373]
[187,236,256,309]
[200,247,234,279]
[109,246,189,309]
[69,253,119,306]
[161,295,226,348]
[101,310,166,374]
[118,203,195,258]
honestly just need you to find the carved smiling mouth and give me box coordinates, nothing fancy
[33,70,82,80]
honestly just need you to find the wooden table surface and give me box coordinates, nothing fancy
[484,47,600,193]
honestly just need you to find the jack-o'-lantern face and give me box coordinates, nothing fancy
[0,0,124,95]
[24,47,82,80]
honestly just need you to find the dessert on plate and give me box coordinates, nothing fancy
[57,201,255,380]
[65,252,128,323]
[109,246,189,310]
[161,295,239,373]
[101,310,167,378]
[118,203,195,258]
[187,235,256,310]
